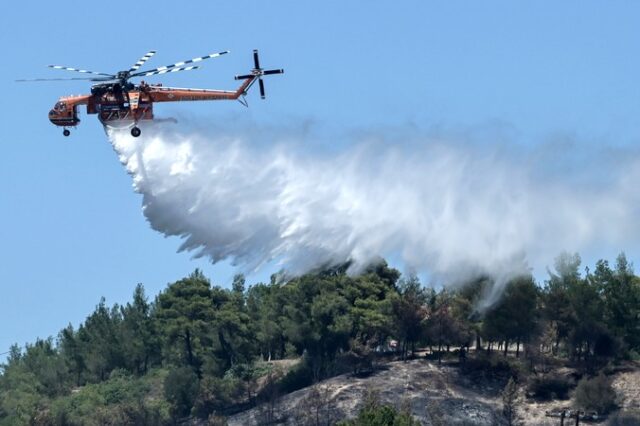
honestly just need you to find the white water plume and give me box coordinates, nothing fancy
[108,121,640,307]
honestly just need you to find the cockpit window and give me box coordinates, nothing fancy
[54,102,67,111]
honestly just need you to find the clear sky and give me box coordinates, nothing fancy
[1,1,639,356]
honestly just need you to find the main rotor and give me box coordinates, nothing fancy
[17,50,230,86]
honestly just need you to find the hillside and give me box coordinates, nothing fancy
[228,358,640,425]
[2,255,640,425]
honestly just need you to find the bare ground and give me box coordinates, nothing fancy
[226,358,640,426]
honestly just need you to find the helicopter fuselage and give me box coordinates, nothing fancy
[43,49,283,137]
[48,79,258,131]
[49,82,157,130]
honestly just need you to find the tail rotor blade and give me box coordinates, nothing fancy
[253,49,261,69]
[238,50,283,99]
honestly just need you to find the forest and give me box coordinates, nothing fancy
[1,252,639,425]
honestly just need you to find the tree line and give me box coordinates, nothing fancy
[1,253,639,425]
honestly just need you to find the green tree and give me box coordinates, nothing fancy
[455,277,489,352]
[279,261,403,380]
[391,276,427,360]
[164,366,200,419]
[155,270,215,376]
[483,275,538,357]
[281,270,349,380]
[593,254,640,353]
[566,269,605,362]
[210,279,255,373]
[246,283,285,361]
[59,324,85,386]
[0,345,50,425]
[120,284,161,375]
[19,338,69,398]
[543,252,581,355]
[426,289,472,362]
[75,298,125,382]
[346,263,398,347]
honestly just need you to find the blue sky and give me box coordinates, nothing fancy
[1,1,639,355]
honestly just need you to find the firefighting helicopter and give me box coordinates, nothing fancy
[16,49,283,137]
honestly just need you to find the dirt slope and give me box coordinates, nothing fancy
[227,359,640,426]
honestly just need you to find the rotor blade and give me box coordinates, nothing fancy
[263,69,284,75]
[129,50,157,72]
[47,65,114,77]
[235,74,254,80]
[16,76,114,82]
[131,50,229,76]
[253,50,261,69]
[135,65,200,77]
[259,78,265,99]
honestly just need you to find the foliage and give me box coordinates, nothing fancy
[527,375,572,400]
[461,352,522,383]
[540,252,637,365]
[482,275,538,357]
[119,284,161,375]
[337,388,420,426]
[163,366,199,419]
[391,276,428,360]
[192,375,243,418]
[1,253,640,423]
[574,374,617,414]
[277,358,314,394]
[47,368,171,426]
[155,270,216,376]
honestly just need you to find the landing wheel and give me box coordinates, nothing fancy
[63,129,71,137]
[131,127,141,137]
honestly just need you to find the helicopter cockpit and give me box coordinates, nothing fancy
[52,101,67,112]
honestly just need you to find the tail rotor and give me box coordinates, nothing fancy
[235,49,283,99]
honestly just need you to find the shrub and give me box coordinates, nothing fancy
[191,375,243,418]
[337,389,420,426]
[48,372,171,425]
[574,374,617,414]
[528,375,572,400]
[461,353,523,385]
[163,367,199,419]
[277,361,313,394]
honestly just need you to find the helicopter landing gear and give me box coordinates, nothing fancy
[63,129,71,137]
[131,126,141,137]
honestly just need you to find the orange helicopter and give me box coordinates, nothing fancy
[17,49,283,137]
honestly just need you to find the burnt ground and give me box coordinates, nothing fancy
[225,358,640,426]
